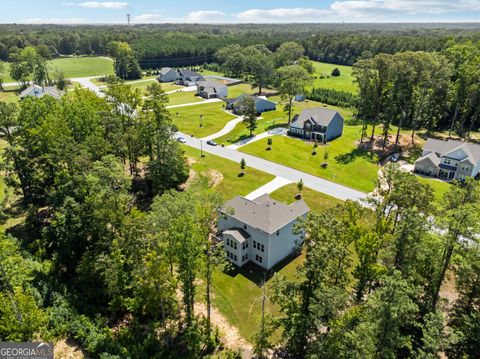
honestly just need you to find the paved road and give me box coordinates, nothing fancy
[245,176,293,200]
[177,132,368,203]
[71,77,104,97]
[166,98,222,109]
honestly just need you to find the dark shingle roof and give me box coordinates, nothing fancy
[223,194,309,234]
[179,69,200,77]
[290,108,342,129]
[423,138,480,164]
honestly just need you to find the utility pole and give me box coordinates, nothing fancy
[127,13,131,26]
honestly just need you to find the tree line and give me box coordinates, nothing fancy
[354,41,480,143]
[254,166,480,358]
[1,24,479,67]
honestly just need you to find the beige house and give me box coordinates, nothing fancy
[414,138,480,180]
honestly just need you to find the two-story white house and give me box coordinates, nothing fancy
[414,138,480,180]
[217,194,310,270]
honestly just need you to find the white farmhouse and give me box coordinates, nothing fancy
[218,194,310,270]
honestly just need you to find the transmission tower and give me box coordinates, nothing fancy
[127,13,131,26]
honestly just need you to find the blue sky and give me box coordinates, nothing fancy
[2,1,480,24]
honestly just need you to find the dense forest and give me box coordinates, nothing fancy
[1,23,480,67]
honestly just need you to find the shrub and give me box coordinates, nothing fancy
[331,68,341,77]
[307,87,358,108]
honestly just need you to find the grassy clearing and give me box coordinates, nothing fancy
[47,57,113,78]
[271,184,343,213]
[182,145,274,200]
[0,88,19,103]
[240,127,379,193]
[0,62,14,83]
[228,83,276,99]
[308,61,357,94]
[169,102,236,138]
[167,91,204,106]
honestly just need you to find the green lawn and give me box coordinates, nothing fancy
[182,145,274,200]
[199,69,224,76]
[1,57,113,83]
[0,62,14,83]
[308,61,357,94]
[417,176,451,203]
[271,184,343,213]
[47,57,113,78]
[167,91,204,106]
[228,83,276,99]
[169,102,235,137]
[0,88,19,103]
[240,127,379,193]
[215,100,354,146]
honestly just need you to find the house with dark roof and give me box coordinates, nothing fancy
[20,84,61,100]
[157,67,178,83]
[176,69,203,86]
[218,194,310,269]
[414,138,480,180]
[196,80,228,99]
[288,108,344,143]
[226,94,276,114]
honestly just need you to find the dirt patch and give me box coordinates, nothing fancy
[54,339,86,359]
[195,302,252,358]
[180,168,197,190]
[207,169,223,187]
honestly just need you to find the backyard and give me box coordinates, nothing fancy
[308,61,357,94]
[167,90,204,106]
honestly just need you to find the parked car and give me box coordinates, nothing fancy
[206,140,218,146]
[390,153,401,163]
[177,137,186,143]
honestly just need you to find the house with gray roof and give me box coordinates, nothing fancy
[218,194,310,269]
[157,67,178,83]
[196,80,228,99]
[20,84,61,100]
[414,138,480,180]
[288,108,344,143]
[176,69,203,86]
[226,94,276,114]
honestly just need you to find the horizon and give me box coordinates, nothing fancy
[2,1,480,25]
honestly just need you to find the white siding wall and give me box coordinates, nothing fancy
[267,217,305,269]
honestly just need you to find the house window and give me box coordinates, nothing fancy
[276,230,280,236]
[243,224,247,230]
[444,159,451,165]
[233,254,237,261]
[253,240,257,249]
[260,244,265,252]
[233,241,237,250]
[226,238,230,246]
[242,242,249,250]
[256,255,263,263]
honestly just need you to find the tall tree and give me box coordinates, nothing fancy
[236,95,258,136]
[275,65,311,123]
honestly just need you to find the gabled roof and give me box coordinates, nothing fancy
[423,138,480,164]
[179,69,201,77]
[228,94,275,106]
[20,84,61,99]
[290,108,343,129]
[415,152,440,168]
[160,67,176,75]
[223,194,310,234]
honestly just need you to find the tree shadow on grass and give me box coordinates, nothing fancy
[335,147,378,165]
[222,250,302,287]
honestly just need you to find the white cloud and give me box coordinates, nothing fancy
[19,17,87,24]
[134,10,227,24]
[133,13,164,23]
[63,1,128,9]
[235,8,331,22]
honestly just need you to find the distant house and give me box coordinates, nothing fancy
[414,138,480,180]
[196,80,228,99]
[226,94,276,114]
[288,108,344,143]
[176,69,203,86]
[20,84,61,100]
[157,67,178,83]
[218,194,310,270]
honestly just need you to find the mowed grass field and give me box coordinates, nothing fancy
[167,90,203,106]
[1,57,113,83]
[182,145,274,199]
[271,184,343,213]
[169,102,236,138]
[227,83,276,98]
[308,61,357,94]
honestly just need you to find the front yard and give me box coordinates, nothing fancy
[167,90,204,106]
[240,126,380,193]
[270,184,343,212]
[169,102,236,138]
